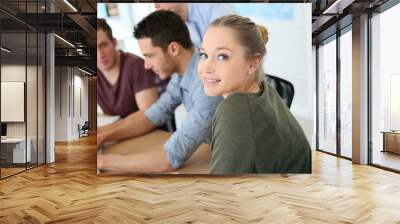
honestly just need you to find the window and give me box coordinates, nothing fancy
[370,2,400,171]
[317,37,337,154]
[340,29,352,158]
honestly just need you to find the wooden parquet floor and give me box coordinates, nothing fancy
[1,135,400,223]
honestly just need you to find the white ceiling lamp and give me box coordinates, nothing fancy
[323,0,355,15]
[54,34,75,48]
[63,0,78,12]
[76,48,83,55]
[1,47,11,53]
[78,67,93,76]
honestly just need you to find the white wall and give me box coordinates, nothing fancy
[237,4,315,145]
[312,45,316,149]
[1,66,26,129]
[54,67,89,141]
[98,3,155,56]
[1,82,25,122]
[55,67,68,141]
[1,65,31,138]
[72,73,89,138]
[1,65,26,140]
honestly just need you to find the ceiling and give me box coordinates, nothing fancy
[0,0,96,75]
[309,0,391,44]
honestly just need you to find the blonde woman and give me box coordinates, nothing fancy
[198,15,311,174]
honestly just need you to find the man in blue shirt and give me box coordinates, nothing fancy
[97,10,222,173]
[154,3,235,48]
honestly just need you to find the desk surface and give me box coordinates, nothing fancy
[1,138,28,143]
[381,131,400,134]
[100,130,211,174]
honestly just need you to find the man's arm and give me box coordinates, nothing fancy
[98,147,173,173]
[98,110,156,147]
[98,74,182,147]
[135,87,158,110]
[98,87,158,133]
[97,87,159,147]
[162,82,222,169]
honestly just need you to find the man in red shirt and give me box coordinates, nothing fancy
[97,18,159,119]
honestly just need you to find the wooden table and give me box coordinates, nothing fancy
[382,131,400,154]
[99,130,211,174]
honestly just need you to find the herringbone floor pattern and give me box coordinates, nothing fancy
[1,135,400,223]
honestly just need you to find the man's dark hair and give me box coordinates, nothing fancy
[133,10,193,51]
[97,18,113,40]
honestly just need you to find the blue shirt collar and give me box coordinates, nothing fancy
[180,51,199,91]
[186,3,194,23]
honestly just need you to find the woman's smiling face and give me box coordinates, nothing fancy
[198,26,255,98]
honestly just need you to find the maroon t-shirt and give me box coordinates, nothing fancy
[97,51,158,118]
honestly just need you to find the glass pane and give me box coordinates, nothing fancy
[318,38,337,154]
[27,31,38,169]
[38,32,45,165]
[371,3,400,171]
[1,31,27,177]
[340,30,352,158]
[1,0,46,178]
